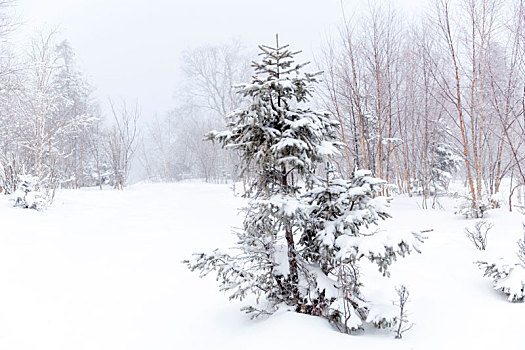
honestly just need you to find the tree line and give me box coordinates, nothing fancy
[319,0,525,213]
[141,0,525,214]
[3,0,525,213]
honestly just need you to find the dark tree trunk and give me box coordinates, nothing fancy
[282,165,300,304]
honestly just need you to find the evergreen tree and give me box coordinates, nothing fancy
[11,175,47,210]
[185,37,423,333]
[431,142,460,194]
[202,36,340,308]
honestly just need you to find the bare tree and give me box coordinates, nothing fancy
[140,41,253,183]
[107,99,139,189]
[181,39,252,117]
[86,117,108,190]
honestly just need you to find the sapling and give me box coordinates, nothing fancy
[518,228,525,267]
[394,285,413,339]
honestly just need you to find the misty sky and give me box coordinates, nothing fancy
[14,0,421,121]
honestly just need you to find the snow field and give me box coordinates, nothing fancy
[0,182,524,349]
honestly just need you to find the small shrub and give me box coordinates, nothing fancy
[465,219,493,250]
[454,194,492,219]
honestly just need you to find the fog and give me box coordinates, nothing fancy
[15,0,352,119]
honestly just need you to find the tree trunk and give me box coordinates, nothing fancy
[281,165,300,304]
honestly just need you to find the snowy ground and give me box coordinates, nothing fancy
[1,182,524,349]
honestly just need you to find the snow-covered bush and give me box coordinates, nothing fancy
[454,193,492,219]
[477,225,525,302]
[11,175,48,210]
[185,40,423,334]
[477,260,525,302]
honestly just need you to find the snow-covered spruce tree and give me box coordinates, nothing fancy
[477,259,525,302]
[431,143,460,194]
[11,175,48,210]
[185,38,423,333]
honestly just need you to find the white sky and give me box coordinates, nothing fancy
[13,0,422,121]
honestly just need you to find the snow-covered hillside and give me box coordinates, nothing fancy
[1,183,524,349]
